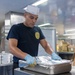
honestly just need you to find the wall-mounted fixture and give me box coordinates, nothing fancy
[24,0,48,10]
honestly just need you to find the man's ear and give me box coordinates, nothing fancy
[24,13,26,17]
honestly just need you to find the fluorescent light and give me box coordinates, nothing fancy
[38,23,50,27]
[70,36,75,39]
[65,29,75,32]
[32,0,48,6]
[56,31,58,34]
[24,0,48,10]
[67,37,71,39]
[63,33,75,36]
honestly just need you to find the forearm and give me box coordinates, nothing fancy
[40,39,53,55]
[9,46,27,59]
[44,43,53,55]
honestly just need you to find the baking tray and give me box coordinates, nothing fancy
[19,56,72,75]
[22,62,71,74]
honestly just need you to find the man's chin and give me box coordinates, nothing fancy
[30,26,34,28]
[30,25,34,28]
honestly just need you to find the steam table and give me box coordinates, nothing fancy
[14,66,75,75]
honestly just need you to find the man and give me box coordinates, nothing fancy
[7,5,61,69]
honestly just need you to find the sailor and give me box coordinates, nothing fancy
[7,5,62,69]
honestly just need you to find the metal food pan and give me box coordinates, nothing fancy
[22,62,71,75]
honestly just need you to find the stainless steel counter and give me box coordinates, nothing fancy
[14,66,75,75]
[0,63,13,75]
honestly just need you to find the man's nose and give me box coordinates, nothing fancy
[33,19,36,23]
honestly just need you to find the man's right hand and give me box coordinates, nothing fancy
[51,52,62,60]
[24,54,36,65]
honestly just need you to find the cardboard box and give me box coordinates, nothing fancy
[61,41,68,52]
[61,45,68,52]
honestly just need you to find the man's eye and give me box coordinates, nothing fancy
[30,16,34,19]
[35,18,38,20]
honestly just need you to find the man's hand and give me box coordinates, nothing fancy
[51,52,62,60]
[24,54,36,65]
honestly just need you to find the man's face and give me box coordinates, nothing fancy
[24,12,38,28]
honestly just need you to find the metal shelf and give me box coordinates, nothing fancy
[57,52,74,54]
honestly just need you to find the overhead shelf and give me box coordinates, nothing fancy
[57,52,74,60]
[57,52,74,54]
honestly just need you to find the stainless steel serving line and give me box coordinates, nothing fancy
[0,62,13,75]
[14,66,75,75]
